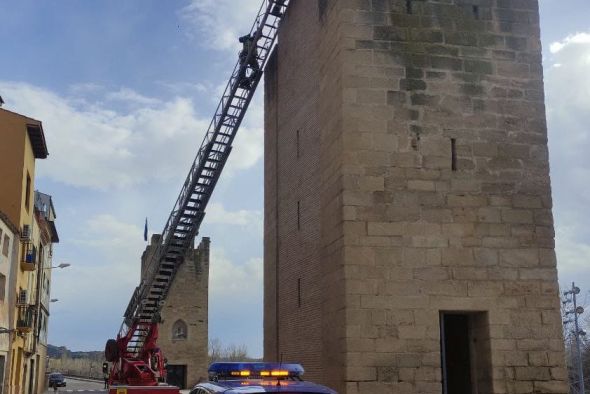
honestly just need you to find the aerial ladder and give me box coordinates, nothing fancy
[104,0,289,391]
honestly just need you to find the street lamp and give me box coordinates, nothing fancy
[45,263,70,270]
[50,299,59,303]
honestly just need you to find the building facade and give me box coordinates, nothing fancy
[140,235,209,389]
[31,192,59,394]
[0,213,19,394]
[0,107,57,394]
[264,1,568,394]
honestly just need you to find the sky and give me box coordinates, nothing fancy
[0,1,589,357]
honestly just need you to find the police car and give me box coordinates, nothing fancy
[190,362,337,394]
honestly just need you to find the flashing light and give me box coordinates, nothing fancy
[230,371,251,377]
[271,370,289,377]
[241,380,293,387]
[209,362,304,380]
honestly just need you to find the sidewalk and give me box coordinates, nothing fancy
[65,375,103,383]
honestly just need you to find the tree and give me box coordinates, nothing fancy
[208,338,256,364]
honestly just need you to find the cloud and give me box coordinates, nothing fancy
[208,247,264,356]
[179,0,261,50]
[549,32,590,54]
[544,32,590,290]
[50,211,264,350]
[106,88,161,106]
[156,81,209,95]
[49,214,146,348]
[210,248,262,302]
[207,202,262,230]
[0,81,264,190]
[545,32,590,208]
[556,224,590,273]
[71,214,145,256]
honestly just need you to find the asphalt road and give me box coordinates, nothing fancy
[44,377,106,393]
[43,378,191,394]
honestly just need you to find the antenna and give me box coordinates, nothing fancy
[277,353,284,387]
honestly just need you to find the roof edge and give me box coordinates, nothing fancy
[27,124,49,159]
[0,211,20,235]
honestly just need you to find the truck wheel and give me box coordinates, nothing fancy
[105,339,119,362]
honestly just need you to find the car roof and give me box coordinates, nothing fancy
[197,379,337,394]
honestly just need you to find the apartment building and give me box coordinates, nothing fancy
[0,107,57,394]
[0,213,18,394]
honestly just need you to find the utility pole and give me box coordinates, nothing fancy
[563,282,586,394]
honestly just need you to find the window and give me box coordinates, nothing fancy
[2,235,9,257]
[297,201,301,230]
[296,129,300,158]
[297,278,302,307]
[172,320,188,340]
[406,0,413,14]
[0,355,5,392]
[451,138,457,171]
[440,312,492,394]
[25,173,31,212]
[0,274,6,302]
[472,5,480,20]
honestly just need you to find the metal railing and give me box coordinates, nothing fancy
[17,305,35,331]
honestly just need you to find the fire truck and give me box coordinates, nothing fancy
[103,1,297,393]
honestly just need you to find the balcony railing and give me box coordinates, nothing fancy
[16,305,35,332]
[20,244,36,271]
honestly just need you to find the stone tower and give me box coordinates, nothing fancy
[264,1,568,394]
[141,235,209,389]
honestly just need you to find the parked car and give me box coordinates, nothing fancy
[48,373,67,388]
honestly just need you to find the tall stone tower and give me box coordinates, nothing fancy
[264,1,568,394]
[141,235,209,389]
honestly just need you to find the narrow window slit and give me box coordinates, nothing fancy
[451,138,457,171]
[297,201,301,230]
[297,278,302,307]
[406,0,413,14]
[296,129,300,158]
[472,5,480,20]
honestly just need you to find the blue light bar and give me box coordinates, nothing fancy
[209,362,305,379]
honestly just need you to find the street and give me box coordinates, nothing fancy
[44,377,106,393]
[43,378,192,394]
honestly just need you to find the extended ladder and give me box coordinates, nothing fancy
[120,0,289,356]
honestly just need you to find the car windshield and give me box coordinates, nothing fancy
[50,374,63,379]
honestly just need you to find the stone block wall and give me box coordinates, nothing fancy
[264,1,568,393]
[263,1,326,381]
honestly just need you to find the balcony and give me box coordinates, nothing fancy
[20,245,36,272]
[16,305,35,333]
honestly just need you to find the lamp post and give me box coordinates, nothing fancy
[31,262,71,360]
[44,263,70,270]
[563,283,586,394]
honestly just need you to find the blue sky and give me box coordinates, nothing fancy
[0,1,589,356]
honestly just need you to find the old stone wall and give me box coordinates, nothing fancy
[264,0,349,387]
[263,0,324,381]
[141,236,209,389]
[264,1,568,393]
